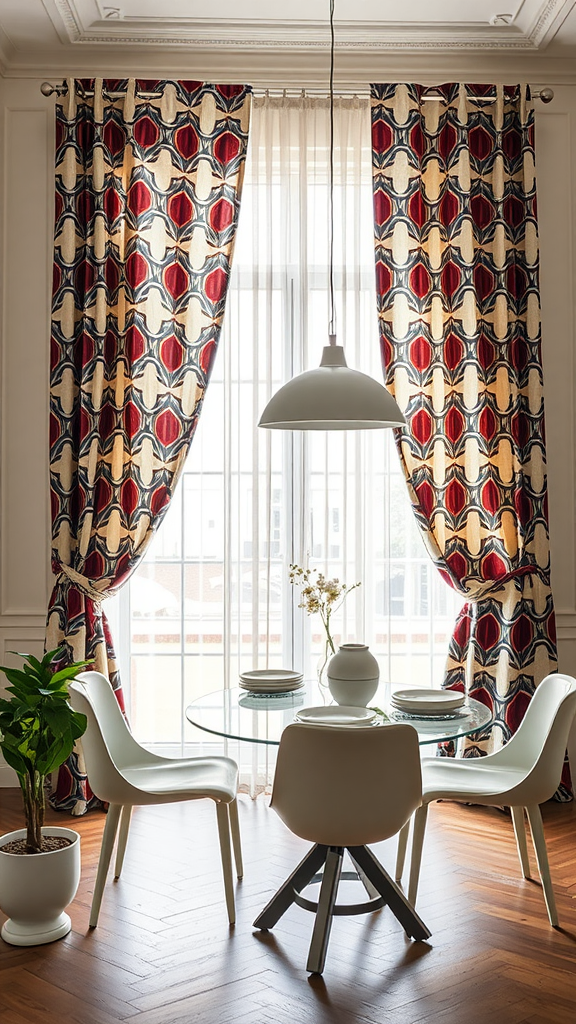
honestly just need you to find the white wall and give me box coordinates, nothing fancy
[1,73,575,784]
[535,88,576,666]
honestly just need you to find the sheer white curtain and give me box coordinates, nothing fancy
[115,94,462,776]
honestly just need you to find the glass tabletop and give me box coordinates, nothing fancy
[185,681,493,747]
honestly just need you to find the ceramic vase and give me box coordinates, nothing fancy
[327,643,379,707]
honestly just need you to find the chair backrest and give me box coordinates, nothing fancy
[491,673,576,804]
[69,671,148,803]
[270,722,422,847]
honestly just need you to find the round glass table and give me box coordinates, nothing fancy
[185,681,493,748]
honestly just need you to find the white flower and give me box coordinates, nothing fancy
[289,564,361,653]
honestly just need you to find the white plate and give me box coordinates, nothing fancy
[239,669,303,685]
[390,698,465,713]
[295,705,378,727]
[239,679,305,693]
[392,688,464,706]
[390,703,465,717]
[391,688,465,715]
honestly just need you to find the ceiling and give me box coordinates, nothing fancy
[1,0,576,83]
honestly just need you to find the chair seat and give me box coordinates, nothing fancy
[122,757,238,801]
[421,758,528,804]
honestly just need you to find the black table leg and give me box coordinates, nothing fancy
[253,844,328,930]
[347,845,431,941]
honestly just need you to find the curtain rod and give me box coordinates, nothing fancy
[40,80,555,103]
[419,86,554,103]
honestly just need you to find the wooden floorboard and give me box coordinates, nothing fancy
[1,790,576,1023]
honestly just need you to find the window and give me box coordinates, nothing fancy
[112,96,463,753]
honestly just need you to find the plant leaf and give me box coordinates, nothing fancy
[0,744,29,776]
[0,667,39,688]
[43,705,73,738]
[70,711,87,739]
[48,661,91,687]
[24,654,44,674]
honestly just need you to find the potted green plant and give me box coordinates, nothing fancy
[0,647,90,946]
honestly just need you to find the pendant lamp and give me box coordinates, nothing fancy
[258,0,405,431]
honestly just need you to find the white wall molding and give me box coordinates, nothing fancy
[50,30,542,53]
[0,28,10,74]
[0,623,47,787]
[0,93,53,619]
[556,612,576,640]
[0,2,572,76]
[48,0,574,52]
[5,61,576,90]
[49,0,82,45]
[0,624,47,662]
[536,101,576,654]
[529,0,576,48]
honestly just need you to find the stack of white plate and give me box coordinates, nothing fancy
[239,669,304,694]
[390,688,465,717]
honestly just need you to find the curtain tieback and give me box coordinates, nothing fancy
[463,563,551,605]
[57,564,106,604]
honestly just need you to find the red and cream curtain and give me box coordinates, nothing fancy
[371,84,562,776]
[47,78,251,811]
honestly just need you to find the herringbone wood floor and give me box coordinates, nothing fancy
[1,789,575,1023]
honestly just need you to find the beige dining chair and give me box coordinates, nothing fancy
[69,671,243,928]
[396,672,576,927]
[253,721,431,974]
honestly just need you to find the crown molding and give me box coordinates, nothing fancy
[529,0,576,47]
[44,0,81,45]
[0,23,13,71]
[5,52,576,88]
[46,0,574,52]
[69,37,542,53]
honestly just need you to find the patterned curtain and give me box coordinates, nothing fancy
[47,78,251,812]
[370,84,563,781]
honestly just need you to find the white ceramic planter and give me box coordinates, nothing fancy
[327,643,380,707]
[0,826,81,946]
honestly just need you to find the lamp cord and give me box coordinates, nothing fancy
[328,0,336,343]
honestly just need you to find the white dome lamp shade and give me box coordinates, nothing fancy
[258,0,405,433]
[258,338,406,430]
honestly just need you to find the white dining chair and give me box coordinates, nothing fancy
[253,721,431,974]
[396,672,576,927]
[69,671,243,928]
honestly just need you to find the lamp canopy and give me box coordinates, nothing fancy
[258,343,406,431]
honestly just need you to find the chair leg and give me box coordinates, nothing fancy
[408,803,429,906]
[253,844,328,930]
[90,802,122,928]
[114,805,132,880]
[229,798,243,879]
[510,804,531,879]
[525,803,559,928]
[216,800,236,926]
[395,819,411,881]
[306,847,343,975]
